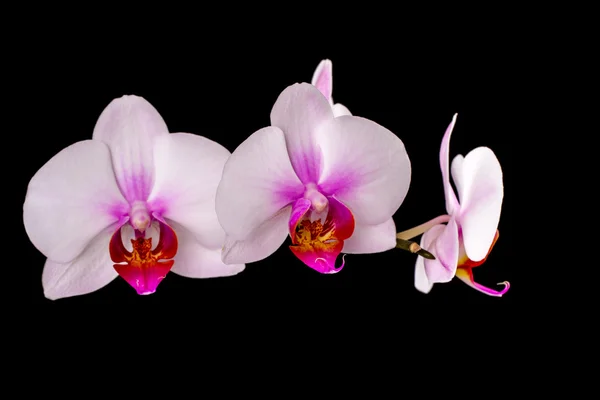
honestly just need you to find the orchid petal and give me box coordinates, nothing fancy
[440,114,460,215]
[216,126,303,240]
[317,115,411,225]
[92,95,169,202]
[289,196,354,274]
[289,198,312,243]
[148,133,230,249]
[332,103,352,117]
[23,140,128,263]
[311,59,333,100]
[221,206,291,264]
[342,218,396,254]
[451,154,465,202]
[424,218,459,283]
[456,147,503,262]
[414,224,445,294]
[455,267,510,297]
[270,83,334,184]
[168,221,245,278]
[42,225,119,300]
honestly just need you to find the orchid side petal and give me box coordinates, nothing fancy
[317,115,411,225]
[424,218,459,283]
[216,126,303,241]
[455,267,510,297]
[270,83,334,184]
[332,103,352,117]
[23,140,128,263]
[451,154,465,202]
[342,218,396,254]
[42,226,119,300]
[168,221,245,278]
[440,114,460,215]
[311,59,333,101]
[148,133,230,249]
[457,147,503,262]
[414,224,444,294]
[92,95,169,202]
[221,206,291,264]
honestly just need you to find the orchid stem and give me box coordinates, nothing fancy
[395,238,436,260]
[396,215,451,241]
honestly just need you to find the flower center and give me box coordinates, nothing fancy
[295,219,336,246]
[303,183,328,213]
[130,201,151,232]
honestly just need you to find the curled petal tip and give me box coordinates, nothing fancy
[497,281,510,295]
[320,253,347,274]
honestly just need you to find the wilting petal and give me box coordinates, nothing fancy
[317,115,411,225]
[455,267,510,297]
[148,133,230,249]
[311,59,333,101]
[332,103,352,117]
[23,140,128,263]
[456,147,503,262]
[92,95,169,202]
[440,114,460,215]
[110,219,178,295]
[221,206,291,264]
[168,222,245,278]
[424,218,459,283]
[216,126,303,240]
[289,197,354,274]
[42,226,119,300]
[270,83,334,184]
[414,224,444,294]
[342,218,396,254]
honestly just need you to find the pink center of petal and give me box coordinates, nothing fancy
[303,183,328,213]
[130,201,151,232]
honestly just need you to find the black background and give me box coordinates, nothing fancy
[23,36,514,308]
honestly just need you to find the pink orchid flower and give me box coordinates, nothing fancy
[406,114,509,296]
[311,59,352,117]
[215,83,410,273]
[23,95,244,299]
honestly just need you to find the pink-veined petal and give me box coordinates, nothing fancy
[168,221,245,279]
[216,126,303,240]
[221,206,291,264]
[332,103,352,117]
[270,83,334,184]
[92,95,169,202]
[311,59,333,101]
[42,225,119,300]
[317,115,411,225]
[424,218,459,283]
[23,140,128,263]
[456,147,503,262]
[455,267,510,297]
[342,218,396,254]
[440,114,460,215]
[289,196,354,274]
[148,133,230,249]
[414,224,444,294]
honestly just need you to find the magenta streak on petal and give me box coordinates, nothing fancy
[317,170,359,198]
[289,198,312,242]
[287,149,323,186]
[117,164,153,203]
[273,184,305,206]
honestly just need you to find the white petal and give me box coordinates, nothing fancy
[317,115,411,225]
[451,154,465,202]
[439,114,460,215]
[456,147,504,262]
[92,95,169,202]
[332,103,352,117]
[23,140,127,263]
[169,221,245,279]
[42,226,118,300]
[216,126,303,240]
[311,59,333,100]
[148,133,231,249]
[342,218,396,254]
[221,206,291,264]
[414,224,445,294]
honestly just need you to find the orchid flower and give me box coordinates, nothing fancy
[23,95,244,299]
[215,83,410,273]
[311,59,352,117]
[396,114,509,296]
